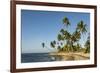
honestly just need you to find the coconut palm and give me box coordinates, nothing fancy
[76,20,87,34]
[60,29,65,33]
[60,42,63,45]
[84,35,90,53]
[72,30,81,43]
[49,17,88,53]
[76,43,81,52]
[57,34,63,41]
[64,30,71,39]
[60,29,71,41]
[57,46,61,51]
[42,43,45,48]
[50,42,55,48]
[53,40,56,44]
[42,42,54,52]
[63,17,70,27]
[71,30,82,52]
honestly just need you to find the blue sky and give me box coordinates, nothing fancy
[21,9,90,53]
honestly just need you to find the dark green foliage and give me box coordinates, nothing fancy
[53,40,56,44]
[57,34,63,41]
[57,46,61,50]
[49,17,88,53]
[84,35,90,53]
[50,42,55,48]
[76,20,87,34]
[60,42,63,45]
[42,43,45,48]
[63,17,70,27]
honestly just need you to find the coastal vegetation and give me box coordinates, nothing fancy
[42,17,90,61]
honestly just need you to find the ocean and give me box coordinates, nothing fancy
[21,53,59,63]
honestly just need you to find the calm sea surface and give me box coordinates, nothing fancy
[21,53,58,63]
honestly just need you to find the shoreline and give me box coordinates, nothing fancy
[49,52,90,61]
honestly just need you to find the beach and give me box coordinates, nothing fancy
[49,52,90,61]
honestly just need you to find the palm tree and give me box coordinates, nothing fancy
[49,17,88,53]
[42,43,45,48]
[72,30,81,43]
[76,43,81,52]
[60,29,65,34]
[62,17,73,52]
[57,34,63,41]
[50,42,55,48]
[76,20,87,34]
[84,35,90,53]
[63,17,70,27]
[42,42,54,52]
[57,46,61,51]
[53,40,56,45]
[60,29,71,42]
[60,42,63,45]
